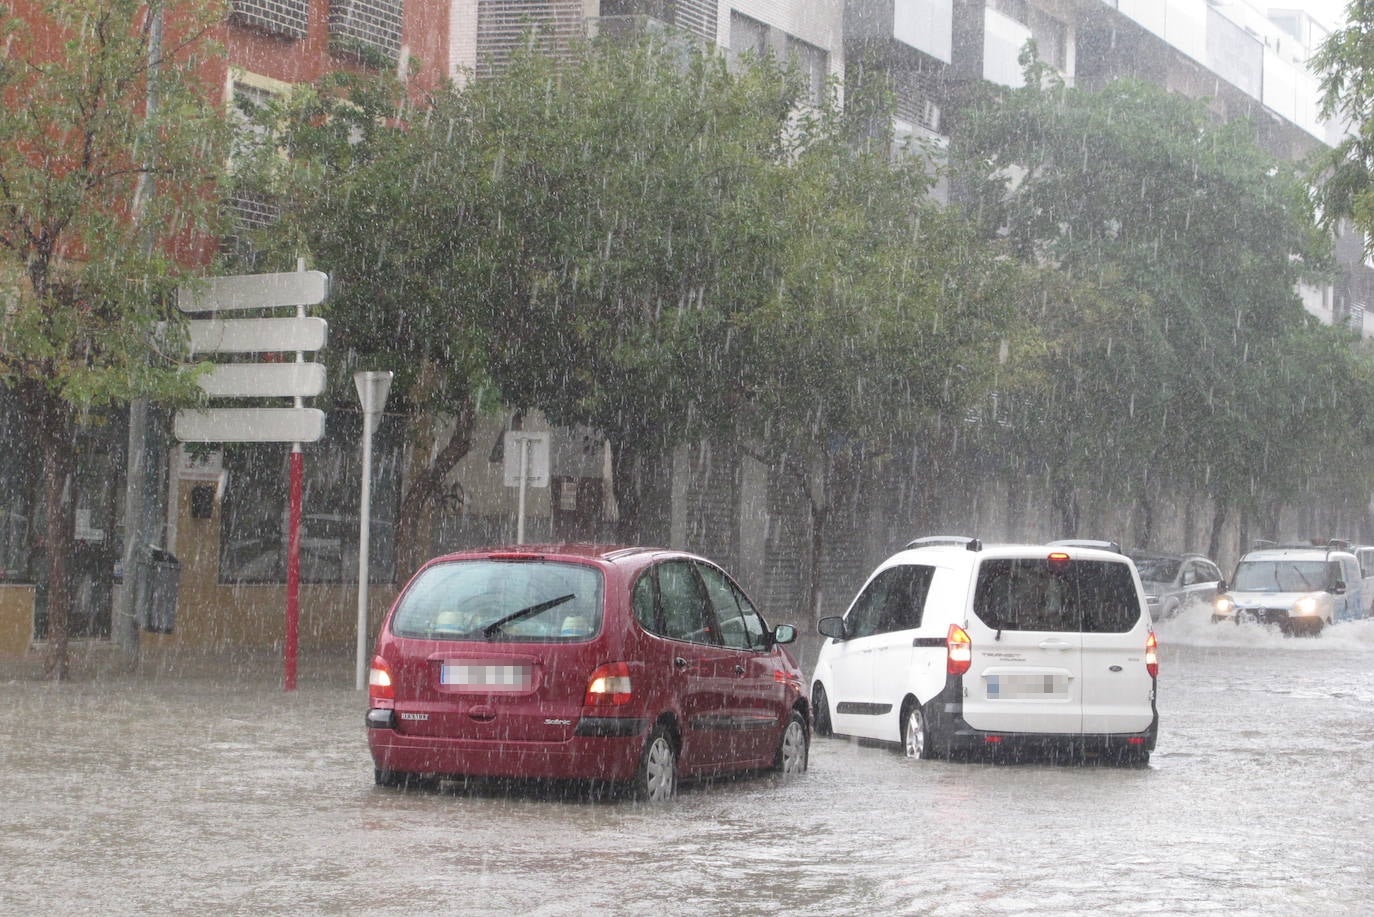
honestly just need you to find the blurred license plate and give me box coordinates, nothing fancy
[986,672,1068,699]
[440,663,532,691]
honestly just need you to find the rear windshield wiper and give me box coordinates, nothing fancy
[482,593,576,638]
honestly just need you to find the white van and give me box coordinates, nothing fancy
[811,539,1158,764]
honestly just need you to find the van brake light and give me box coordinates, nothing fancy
[1145,631,1159,679]
[947,624,972,676]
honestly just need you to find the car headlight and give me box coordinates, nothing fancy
[1214,596,1234,614]
[1294,595,1319,616]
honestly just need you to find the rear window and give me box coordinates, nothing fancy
[390,559,604,642]
[973,558,1142,634]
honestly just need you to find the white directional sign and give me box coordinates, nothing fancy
[175,408,326,443]
[503,432,550,488]
[186,316,328,354]
[177,270,329,313]
[197,363,327,398]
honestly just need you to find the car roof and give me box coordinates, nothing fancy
[887,541,1134,570]
[1129,550,1213,562]
[413,543,749,576]
[1239,547,1355,562]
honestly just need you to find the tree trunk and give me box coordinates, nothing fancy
[394,399,476,580]
[1052,473,1079,538]
[609,437,644,545]
[1208,501,1229,563]
[37,391,76,681]
[1136,489,1156,551]
[807,491,828,629]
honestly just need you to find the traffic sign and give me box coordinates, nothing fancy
[503,432,550,488]
[197,363,326,398]
[185,316,328,354]
[177,270,329,313]
[174,408,325,443]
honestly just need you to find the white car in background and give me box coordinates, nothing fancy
[811,538,1158,765]
[1213,545,1365,635]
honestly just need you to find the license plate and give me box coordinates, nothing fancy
[986,672,1068,699]
[440,662,532,691]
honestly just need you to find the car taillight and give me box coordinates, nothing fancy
[584,661,633,706]
[1145,631,1159,679]
[368,655,395,702]
[947,624,972,676]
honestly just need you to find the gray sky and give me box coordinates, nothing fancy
[1286,0,1349,30]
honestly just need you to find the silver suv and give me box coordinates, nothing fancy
[1130,552,1223,620]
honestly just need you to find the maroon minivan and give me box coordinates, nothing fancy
[366,544,808,800]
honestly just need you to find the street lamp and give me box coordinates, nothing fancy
[354,370,393,691]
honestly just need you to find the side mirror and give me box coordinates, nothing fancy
[1331,580,1347,595]
[817,615,846,640]
[1216,579,1227,594]
[770,623,797,645]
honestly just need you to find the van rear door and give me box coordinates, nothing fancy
[963,554,1146,736]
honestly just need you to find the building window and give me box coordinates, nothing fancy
[475,0,583,78]
[223,76,287,263]
[787,36,828,105]
[329,0,405,67]
[219,413,402,584]
[729,10,768,57]
[0,392,38,583]
[229,0,309,40]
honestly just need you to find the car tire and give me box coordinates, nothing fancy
[902,700,938,760]
[374,767,420,789]
[811,683,833,738]
[632,724,677,802]
[772,710,809,775]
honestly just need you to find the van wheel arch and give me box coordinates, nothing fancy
[900,695,941,760]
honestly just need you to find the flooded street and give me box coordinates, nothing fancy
[4,613,1372,915]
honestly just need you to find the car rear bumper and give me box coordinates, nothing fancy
[926,680,1159,755]
[367,712,649,782]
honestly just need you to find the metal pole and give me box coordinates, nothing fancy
[113,0,166,668]
[285,266,306,691]
[517,437,529,545]
[285,447,302,691]
[355,407,375,691]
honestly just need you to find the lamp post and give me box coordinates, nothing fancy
[354,371,393,691]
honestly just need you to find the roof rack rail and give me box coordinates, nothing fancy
[1048,538,1123,554]
[905,535,982,552]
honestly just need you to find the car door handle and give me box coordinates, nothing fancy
[674,657,691,669]
[734,664,746,675]
[1038,639,1074,651]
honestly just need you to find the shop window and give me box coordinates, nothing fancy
[219,412,402,584]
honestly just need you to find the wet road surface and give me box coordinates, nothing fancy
[2,610,1371,915]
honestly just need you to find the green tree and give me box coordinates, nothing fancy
[1313,1,1374,242]
[738,104,1017,621]
[444,38,799,544]
[241,36,803,563]
[951,66,1340,553]
[0,0,229,678]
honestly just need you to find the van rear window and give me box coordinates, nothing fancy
[973,559,1142,634]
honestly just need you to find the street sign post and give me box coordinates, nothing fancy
[174,269,329,692]
[195,363,326,398]
[177,270,329,312]
[173,407,326,443]
[185,316,328,354]
[503,431,550,544]
[353,371,393,692]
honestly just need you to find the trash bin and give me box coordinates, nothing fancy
[139,546,180,634]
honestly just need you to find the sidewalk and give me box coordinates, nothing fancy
[0,640,359,687]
